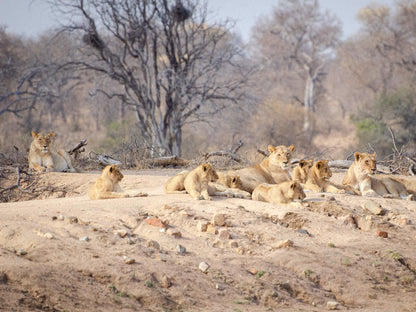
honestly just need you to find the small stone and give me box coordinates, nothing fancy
[146,216,167,228]
[123,256,135,264]
[179,210,190,217]
[44,233,54,239]
[16,249,27,256]
[206,224,217,234]
[276,239,294,249]
[326,196,336,201]
[343,214,357,228]
[327,300,339,310]
[0,272,8,284]
[237,246,245,255]
[248,268,258,275]
[215,283,224,290]
[175,244,186,254]
[199,262,210,273]
[161,275,171,288]
[197,220,209,232]
[298,229,310,236]
[51,216,57,221]
[67,216,78,224]
[156,254,167,262]
[57,215,65,221]
[212,214,226,226]
[362,200,384,215]
[115,229,128,238]
[229,241,238,248]
[147,240,161,250]
[166,228,182,238]
[218,229,231,240]
[376,229,388,238]
[398,218,411,226]
[80,236,90,242]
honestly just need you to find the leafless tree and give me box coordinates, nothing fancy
[52,0,250,157]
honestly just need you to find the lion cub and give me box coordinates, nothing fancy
[252,181,306,204]
[343,152,413,199]
[184,163,219,200]
[89,165,147,200]
[292,159,314,183]
[28,131,76,173]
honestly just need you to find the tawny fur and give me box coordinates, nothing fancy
[343,152,413,199]
[183,163,219,200]
[292,159,314,183]
[28,131,76,173]
[252,181,306,204]
[228,144,294,194]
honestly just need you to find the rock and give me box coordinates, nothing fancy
[327,300,339,310]
[161,275,171,288]
[298,229,310,236]
[156,254,167,262]
[147,240,161,250]
[0,272,8,284]
[362,200,384,215]
[218,229,231,240]
[197,220,209,232]
[57,214,65,221]
[67,216,78,224]
[206,224,217,234]
[248,268,258,275]
[80,236,90,242]
[237,246,245,255]
[212,214,226,226]
[229,241,238,248]
[276,239,294,249]
[145,216,167,228]
[16,249,27,256]
[398,218,411,226]
[166,228,182,238]
[342,214,357,229]
[199,262,210,273]
[326,196,336,201]
[376,229,388,238]
[123,256,135,264]
[216,283,224,290]
[175,244,186,254]
[115,229,128,238]
[44,232,54,239]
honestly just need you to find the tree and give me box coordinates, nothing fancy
[250,0,341,132]
[53,0,250,157]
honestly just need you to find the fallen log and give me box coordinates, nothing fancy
[146,156,189,167]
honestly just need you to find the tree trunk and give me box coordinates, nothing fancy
[303,74,315,132]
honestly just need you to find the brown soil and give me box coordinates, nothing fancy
[0,169,416,311]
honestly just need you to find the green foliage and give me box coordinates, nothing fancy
[352,89,416,156]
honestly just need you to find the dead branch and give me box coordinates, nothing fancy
[203,151,244,163]
[146,156,189,167]
[231,140,244,154]
[68,139,88,159]
[89,151,122,166]
[257,149,268,157]
[388,127,400,156]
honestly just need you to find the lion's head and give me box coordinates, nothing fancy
[312,160,332,180]
[354,152,377,175]
[104,165,124,183]
[200,163,219,182]
[267,144,295,169]
[31,131,55,154]
[229,175,243,189]
[288,181,306,201]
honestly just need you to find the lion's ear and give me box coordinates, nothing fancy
[202,164,209,172]
[268,145,276,153]
[325,159,329,164]
[299,160,306,168]
[109,166,114,173]
[288,145,295,152]
[316,161,323,169]
[31,131,38,138]
[354,152,362,162]
[231,177,237,183]
[49,132,55,139]
[372,152,377,159]
[290,182,297,189]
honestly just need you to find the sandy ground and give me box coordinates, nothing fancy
[0,169,416,311]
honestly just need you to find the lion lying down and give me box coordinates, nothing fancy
[89,165,148,200]
[28,131,76,173]
[252,181,306,204]
[164,163,251,200]
[342,152,414,200]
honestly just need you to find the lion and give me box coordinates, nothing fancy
[303,159,353,194]
[183,163,219,200]
[28,131,76,173]
[89,165,148,200]
[252,181,306,204]
[164,170,189,194]
[342,152,414,199]
[228,144,295,194]
[292,159,314,183]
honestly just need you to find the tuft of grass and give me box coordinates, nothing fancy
[343,258,351,266]
[328,243,335,248]
[145,281,154,288]
[304,269,313,277]
[257,270,266,278]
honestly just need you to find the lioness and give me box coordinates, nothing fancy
[228,144,295,194]
[252,181,306,204]
[89,165,147,200]
[292,159,314,183]
[184,163,219,200]
[28,131,76,173]
[303,160,350,194]
[342,152,413,199]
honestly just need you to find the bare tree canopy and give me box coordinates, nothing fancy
[52,0,251,157]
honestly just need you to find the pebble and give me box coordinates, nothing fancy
[156,254,167,262]
[376,229,388,238]
[161,275,171,288]
[215,283,224,290]
[145,216,167,228]
[44,233,54,239]
[298,229,310,236]
[206,224,217,234]
[123,256,135,264]
[212,214,226,226]
[67,216,78,224]
[166,228,182,238]
[147,240,161,250]
[175,244,186,254]
[229,241,238,248]
[16,249,27,256]
[276,239,294,249]
[327,300,339,310]
[218,229,231,240]
[115,229,128,238]
[362,200,384,215]
[398,218,411,226]
[248,268,258,275]
[57,214,65,221]
[80,236,90,242]
[199,262,210,273]
[0,272,8,284]
[197,220,209,232]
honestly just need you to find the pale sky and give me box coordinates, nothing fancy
[0,0,396,41]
